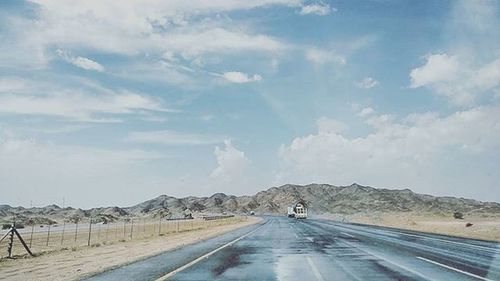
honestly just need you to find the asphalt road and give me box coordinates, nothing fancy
[84,217,500,281]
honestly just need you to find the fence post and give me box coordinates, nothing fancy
[177,221,179,232]
[158,218,161,235]
[29,224,34,248]
[75,221,79,242]
[61,221,66,245]
[106,222,110,241]
[130,219,134,239]
[46,224,51,246]
[123,221,126,238]
[87,219,92,246]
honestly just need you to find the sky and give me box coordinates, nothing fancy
[0,0,499,208]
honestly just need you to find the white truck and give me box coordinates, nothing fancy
[294,202,307,219]
[287,207,295,218]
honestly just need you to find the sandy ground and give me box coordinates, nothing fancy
[0,216,261,281]
[319,212,500,241]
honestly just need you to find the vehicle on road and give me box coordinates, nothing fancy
[287,207,295,218]
[293,202,307,219]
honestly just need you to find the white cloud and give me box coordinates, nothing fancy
[222,71,262,83]
[356,77,379,89]
[57,49,104,72]
[358,107,375,117]
[305,47,346,65]
[410,53,460,88]
[0,86,172,122]
[210,140,250,184]
[277,106,500,201]
[410,53,500,106]
[126,130,225,145]
[71,57,104,72]
[409,1,500,107]
[299,3,334,16]
[8,1,292,62]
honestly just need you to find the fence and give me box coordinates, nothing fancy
[0,216,246,258]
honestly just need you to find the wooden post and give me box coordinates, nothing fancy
[29,224,34,248]
[158,218,161,235]
[6,228,14,258]
[87,219,92,246]
[106,222,110,241]
[13,228,34,256]
[74,221,79,242]
[130,219,134,239]
[61,221,66,245]
[123,221,126,238]
[46,224,51,246]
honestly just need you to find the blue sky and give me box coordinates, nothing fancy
[0,0,499,208]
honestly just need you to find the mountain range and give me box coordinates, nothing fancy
[2,183,500,225]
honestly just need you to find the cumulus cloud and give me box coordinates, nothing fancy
[356,77,379,89]
[277,106,500,201]
[410,53,500,106]
[409,1,500,107]
[222,71,262,83]
[56,49,104,72]
[126,130,225,145]
[410,54,460,88]
[305,47,346,65]
[299,3,334,16]
[210,140,250,185]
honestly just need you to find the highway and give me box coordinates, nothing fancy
[83,216,500,281]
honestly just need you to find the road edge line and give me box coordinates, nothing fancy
[417,256,494,281]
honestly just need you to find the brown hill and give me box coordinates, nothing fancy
[2,183,499,224]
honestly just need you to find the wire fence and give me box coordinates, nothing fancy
[0,216,246,258]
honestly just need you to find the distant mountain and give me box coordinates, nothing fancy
[2,183,500,225]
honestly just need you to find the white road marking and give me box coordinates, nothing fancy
[341,240,438,281]
[417,256,495,281]
[306,237,314,242]
[400,232,500,253]
[155,222,267,280]
[306,256,325,281]
[330,221,499,254]
[341,232,355,238]
[294,233,299,238]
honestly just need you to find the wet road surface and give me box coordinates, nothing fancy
[84,217,500,281]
